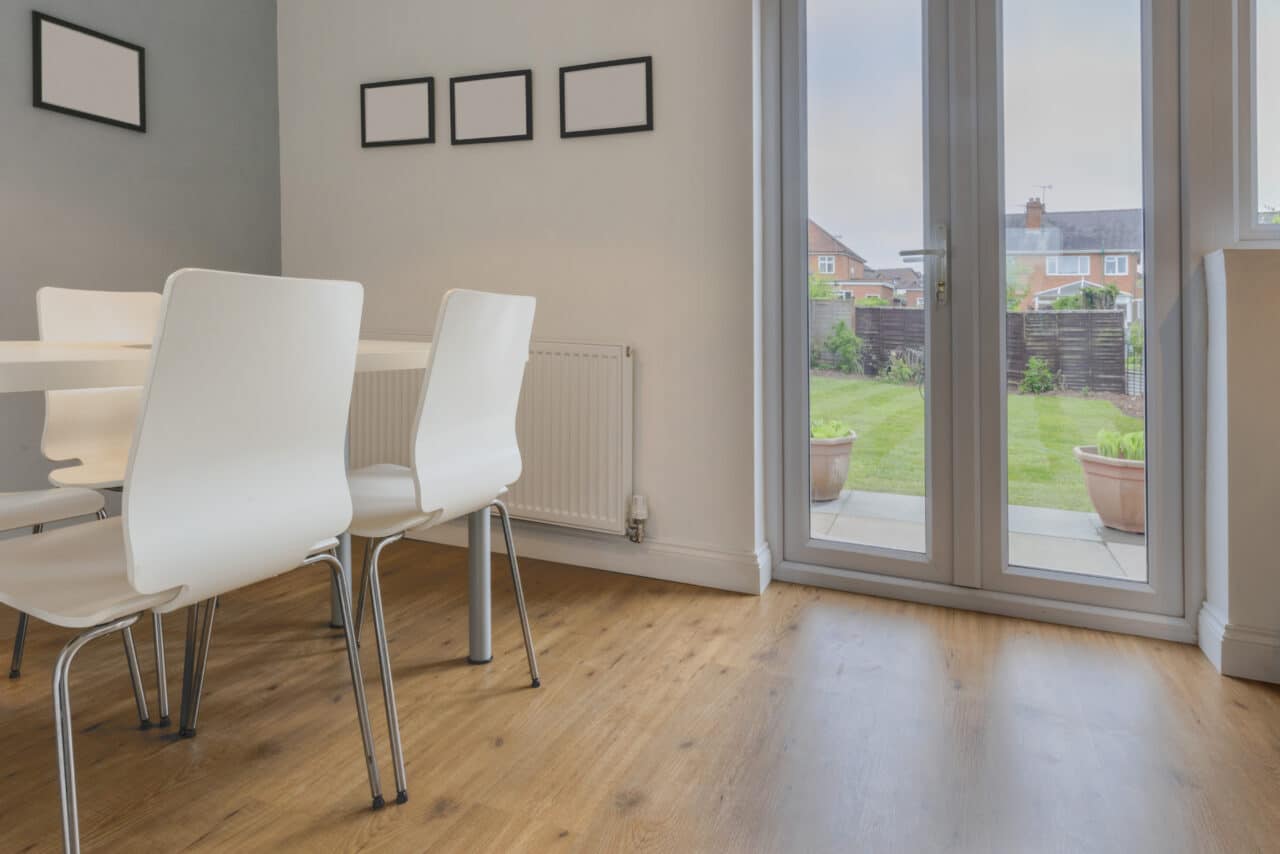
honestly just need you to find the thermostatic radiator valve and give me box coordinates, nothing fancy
[627,495,648,543]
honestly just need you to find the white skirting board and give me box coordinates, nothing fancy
[1199,603,1280,683]
[407,515,771,596]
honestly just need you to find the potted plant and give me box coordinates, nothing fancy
[1074,430,1145,533]
[811,419,856,502]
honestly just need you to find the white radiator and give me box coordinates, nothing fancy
[349,339,634,535]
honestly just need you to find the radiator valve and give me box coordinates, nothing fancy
[627,495,648,543]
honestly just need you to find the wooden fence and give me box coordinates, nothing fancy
[1006,311,1126,393]
[826,306,1128,394]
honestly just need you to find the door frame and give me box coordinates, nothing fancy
[779,0,956,584]
[771,0,1190,633]
[975,0,1184,616]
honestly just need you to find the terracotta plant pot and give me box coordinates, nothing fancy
[811,433,856,502]
[1074,445,1145,533]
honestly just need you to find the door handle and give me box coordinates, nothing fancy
[899,225,948,306]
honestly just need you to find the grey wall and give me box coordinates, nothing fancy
[0,0,280,493]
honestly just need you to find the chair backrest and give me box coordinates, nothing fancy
[411,289,536,523]
[123,269,363,608]
[37,288,162,466]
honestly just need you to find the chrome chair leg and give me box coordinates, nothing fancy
[367,534,408,803]
[354,537,374,646]
[8,524,42,679]
[152,612,170,726]
[178,604,198,735]
[9,611,29,679]
[492,500,540,688]
[121,625,151,729]
[180,598,217,737]
[53,614,141,854]
[305,551,386,810]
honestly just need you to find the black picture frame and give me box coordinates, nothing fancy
[360,76,436,148]
[449,69,533,145]
[32,11,146,133]
[559,56,653,139]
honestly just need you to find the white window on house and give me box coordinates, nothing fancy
[1045,255,1089,276]
[818,255,835,274]
[1104,255,1129,276]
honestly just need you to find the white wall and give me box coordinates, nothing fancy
[1201,250,1280,683]
[0,0,281,504]
[277,0,768,591]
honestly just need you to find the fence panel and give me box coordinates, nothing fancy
[840,306,1127,393]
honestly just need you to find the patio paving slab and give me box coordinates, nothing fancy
[811,489,1148,582]
[826,514,927,553]
[1008,532,1127,580]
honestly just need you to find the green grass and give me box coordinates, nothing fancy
[810,375,1144,511]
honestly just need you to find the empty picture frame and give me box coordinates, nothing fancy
[32,11,145,132]
[361,76,435,147]
[560,57,653,138]
[449,70,533,145]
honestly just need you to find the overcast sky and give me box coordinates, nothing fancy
[807,0,1146,269]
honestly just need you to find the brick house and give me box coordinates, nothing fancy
[868,266,925,307]
[808,219,895,302]
[1004,198,1144,322]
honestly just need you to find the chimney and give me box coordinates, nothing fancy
[1026,197,1045,229]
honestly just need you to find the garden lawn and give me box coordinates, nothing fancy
[809,375,1144,511]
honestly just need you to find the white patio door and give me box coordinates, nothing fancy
[782,0,955,584]
[780,0,1184,617]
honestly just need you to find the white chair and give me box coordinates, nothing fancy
[0,269,384,853]
[347,289,541,806]
[2,489,109,679]
[38,288,171,725]
[37,287,162,490]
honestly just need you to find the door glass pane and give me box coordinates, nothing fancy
[807,0,927,553]
[1259,0,1280,223]
[1002,0,1147,580]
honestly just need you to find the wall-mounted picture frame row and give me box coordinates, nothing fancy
[360,56,653,148]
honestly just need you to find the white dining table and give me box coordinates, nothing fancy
[0,339,497,663]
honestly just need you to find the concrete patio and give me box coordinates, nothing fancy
[811,489,1146,581]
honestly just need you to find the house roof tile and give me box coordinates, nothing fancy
[808,219,868,263]
[1004,208,1143,253]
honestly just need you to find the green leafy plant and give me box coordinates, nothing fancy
[1126,323,1144,368]
[1095,429,1145,461]
[811,418,853,440]
[1006,257,1031,312]
[857,295,890,307]
[1050,284,1120,311]
[880,354,922,385]
[809,275,835,301]
[1019,356,1056,394]
[822,321,863,374]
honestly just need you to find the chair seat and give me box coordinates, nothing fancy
[0,516,180,628]
[347,464,438,538]
[0,488,104,533]
[49,459,126,490]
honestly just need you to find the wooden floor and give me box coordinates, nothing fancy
[1,540,1278,853]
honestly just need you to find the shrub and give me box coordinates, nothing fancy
[809,275,835,301]
[1051,294,1083,311]
[1019,356,1056,394]
[1127,323,1144,367]
[880,354,921,385]
[811,418,853,440]
[1096,429,1145,460]
[822,321,863,374]
[857,295,890,307]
